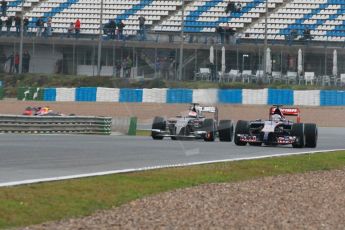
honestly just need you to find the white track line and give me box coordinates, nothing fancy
[1,149,344,187]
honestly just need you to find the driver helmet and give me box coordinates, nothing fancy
[272,114,282,122]
[273,107,284,117]
[188,111,198,117]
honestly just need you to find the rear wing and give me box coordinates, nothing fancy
[196,106,217,113]
[269,106,301,123]
[195,105,218,122]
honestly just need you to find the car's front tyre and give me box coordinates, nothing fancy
[234,120,249,146]
[291,123,305,148]
[305,123,318,148]
[151,116,165,140]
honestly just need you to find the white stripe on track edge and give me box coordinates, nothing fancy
[1,149,344,187]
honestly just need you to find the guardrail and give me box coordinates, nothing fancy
[0,115,112,135]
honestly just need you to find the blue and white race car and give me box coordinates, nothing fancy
[234,105,318,148]
[151,103,233,142]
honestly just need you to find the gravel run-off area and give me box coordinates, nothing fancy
[23,168,345,230]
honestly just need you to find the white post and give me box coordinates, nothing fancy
[264,0,268,77]
[178,0,184,81]
[19,0,24,74]
[97,0,103,76]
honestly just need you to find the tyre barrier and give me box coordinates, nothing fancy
[0,115,112,135]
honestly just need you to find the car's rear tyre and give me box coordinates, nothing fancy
[203,119,215,142]
[291,123,305,148]
[151,116,165,140]
[234,120,249,146]
[305,123,318,148]
[218,120,233,142]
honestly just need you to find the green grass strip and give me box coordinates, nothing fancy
[1,150,345,229]
[136,129,151,136]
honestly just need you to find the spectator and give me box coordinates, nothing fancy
[124,56,132,78]
[14,52,19,74]
[155,57,161,78]
[290,29,297,39]
[303,27,312,40]
[138,15,146,40]
[108,19,116,39]
[15,16,20,36]
[46,17,52,37]
[161,57,169,80]
[0,17,2,36]
[286,29,297,45]
[115,60,122,78]
[168,57,176,80]
[224,26,235,44]
[206,61,216,82]
[5,16,12,36]
[216,26,224,44]
[103,21,110,36]
[235,3,241,13]
[23,50,30,73]
[103,20,116,39]
[74,18,80,38]
[116,20,125,40]
[36,17,44,37]
[188,34,194,43]
[1,0,7,17]
[67,22,74,38]
[23,17,29,36]
[0,53,6,73]
[225,1,235,14]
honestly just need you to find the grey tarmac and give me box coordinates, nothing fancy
[0,127,344,186]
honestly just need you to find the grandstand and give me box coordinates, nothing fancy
[3,0,345,41]
[1,0,345,81]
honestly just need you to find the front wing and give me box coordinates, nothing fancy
[151,129,208,138]
[237,133,297,145]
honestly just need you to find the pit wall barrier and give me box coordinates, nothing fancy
[17,87,345,106]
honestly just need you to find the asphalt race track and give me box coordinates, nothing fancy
[0,127,344,186]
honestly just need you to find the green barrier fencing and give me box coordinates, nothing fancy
[17,87,44,101]
[128,117,137,136]
[0,87,4,100]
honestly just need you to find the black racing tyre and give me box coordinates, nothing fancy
[151,116,165,140]
[169,125,177,140]
[234,120,249,146]
[305,123,318,148]
[203,119,215,142]
[218,120,233,142]
[291,123,305,148]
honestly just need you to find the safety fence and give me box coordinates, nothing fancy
[0,115,112,135]
[17,87,345,106]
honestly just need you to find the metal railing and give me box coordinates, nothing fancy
[0,115,112,135]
